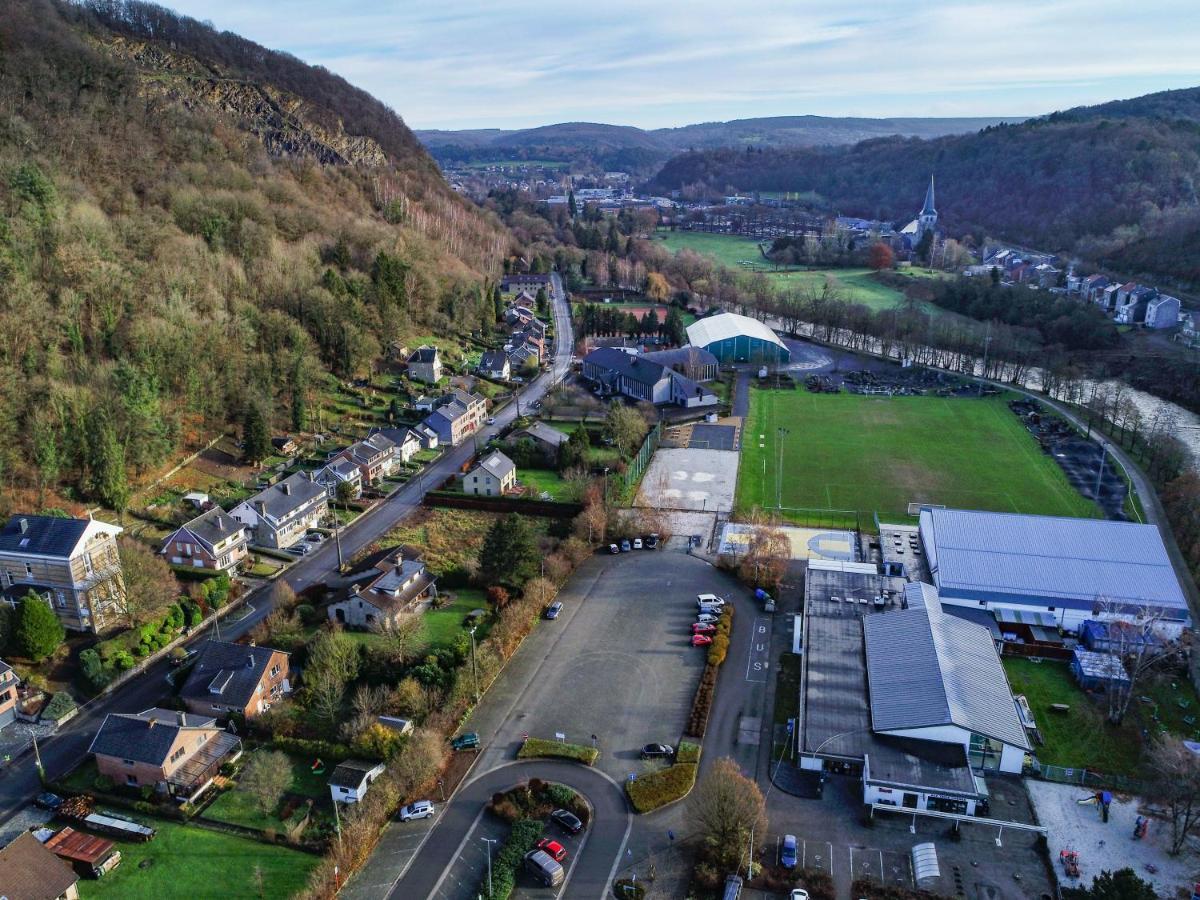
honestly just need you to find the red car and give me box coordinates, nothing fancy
[536,838,568,862]
[691,634,713,647]
[692,623,716,635]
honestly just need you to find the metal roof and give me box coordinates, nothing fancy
[863,585,1029,750]
[920,508,1188,618]
[685,312,787,351]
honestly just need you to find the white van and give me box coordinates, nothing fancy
[524,849,564,887]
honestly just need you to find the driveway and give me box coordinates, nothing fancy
[0,276,576,825]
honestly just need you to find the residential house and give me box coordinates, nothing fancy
[335,433,398,486]
[88,708,243,802]
[504,305,535,327]
[1115,285,1157,325]
[1081,274,1109,304]
[0,659,16,730]
[230,472,329,550]
[501,274,552,296]
[1145,294,1181,330]
[159,508,248,574]
[368,427,423,464]
[327,549,437,628]
[413,395,438,413]
[415,424,440,450]
[0,832,80,900]
[407,345,443,384]
[1100,283,1122,311]
[328,759,386,804]
[478,350,511,381]
[1175,312,1200,348]
[314,457,363,501]
[522,317,548,339]
[508,422,568,464]
[422,390,486,447]
[507,344,540,374]
[464,451,517,497]
[179,640,290,720]
[581,347,717,408]
[508,329,544,363]
[1033,263,1061,288]
[0,515,125,634]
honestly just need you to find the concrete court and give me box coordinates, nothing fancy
[718,522,856,561]
[636,447,740,513]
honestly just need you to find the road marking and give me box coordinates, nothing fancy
[745,616,771,683]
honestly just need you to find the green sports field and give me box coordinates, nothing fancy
[737,388,1101,525]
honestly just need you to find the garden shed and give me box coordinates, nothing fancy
[1070,648,1130,692]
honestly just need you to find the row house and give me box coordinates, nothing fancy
[0,515,126,633]
[334,433,399,486]
[314,457,363,500]
[1115,285,1158,325]
[230,472,329,550]
[422,390,487,446]
[179,640,290,720]
[0,659,16,729]
[501,274,552,296]
[160,508,248,573]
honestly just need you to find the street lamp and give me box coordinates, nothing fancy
[469,625,480,702]
[482,837,498,897]
[603,466,610,506]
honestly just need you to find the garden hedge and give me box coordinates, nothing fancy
[517,737,599,766]
[626,750,701,813]
[480,817,542,900]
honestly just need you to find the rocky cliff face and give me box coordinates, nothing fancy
[102,36,388,166]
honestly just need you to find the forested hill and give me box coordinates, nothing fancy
[0,0,506,514]
[646,87,1200,290]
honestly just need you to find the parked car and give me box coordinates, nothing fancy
[450,733,479,751]
[286,543,312,556]
[535,837,568,862]
[550,808,583,834]
[620,540,632,552]
[640,743,674,760]
[691,634,713,647]
[780,834,798,869]
[645,533,659,550]
[543,601,563,620]
[304,532,325,544]
[692,623,716,635]
[632,538,643,550]
[399,801,435,822]
[34,792,63,811]
[524,849,564,887]
[486,416,496,426]
[696,593,725,607]
[789,890,809,900]
[169,648,198,668]
[696,614,720,625]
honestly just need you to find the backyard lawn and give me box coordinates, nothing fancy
[78,817,319,900]
[421,588,490,648]
[738,388,1101,524]
[203,751,329,832]
[517,468,572,500]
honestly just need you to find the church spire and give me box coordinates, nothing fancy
[921,175,936,217]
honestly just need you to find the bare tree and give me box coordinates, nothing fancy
[1095,600,1180,724]
[736,513,790,592]
[1147,736,1200,854]
[239,750,291,815]
[306,667,346,726]
[370,613,423,666]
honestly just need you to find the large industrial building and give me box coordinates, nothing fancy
[918,508,1190,635]
[799,564,1029,817]
[685,312,790,367]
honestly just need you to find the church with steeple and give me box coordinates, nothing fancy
[899,176,937,247]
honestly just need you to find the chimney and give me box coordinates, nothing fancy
[254,501,267,516]
[280,482,291,496]
[177,711,186,726]
[215,516,224,530]
[147,716,157,729]
[18,518,27,533]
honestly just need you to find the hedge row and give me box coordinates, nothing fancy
[517,737,599,766]
[481,817,542,900]
[688,606,735,736]
[626,750,702,813]
[266,735,356,763]
[674,740,701,765]
[707,603,734,666]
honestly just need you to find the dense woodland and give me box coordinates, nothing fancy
[0,0,506,513]
[646,89,1200,291]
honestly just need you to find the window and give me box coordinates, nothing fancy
[24,563,33,577]
[126,774,138,786]
[123,758,136,767]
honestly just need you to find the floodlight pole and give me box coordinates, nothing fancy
[482,837,497,896]
[776,427,790,509]
[469,626,480,702]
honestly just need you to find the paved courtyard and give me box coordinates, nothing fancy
[637,447,740,513]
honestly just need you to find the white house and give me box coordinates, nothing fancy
[1145,294,1180,330]
[464,451,516,497]
[328,759,386,804]
[314,457,363,500]
[230,473,329,550]
[478,350,511,381]
[407,346,443,384]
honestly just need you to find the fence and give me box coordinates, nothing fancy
[1000,642,1074,661]
[1030,762,1144,795]
[623,421,662,492]
[775,506,861,532]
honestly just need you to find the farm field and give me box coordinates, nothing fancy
[737,388,1101,524]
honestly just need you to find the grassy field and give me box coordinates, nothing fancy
[422,588,489,648]
[518,467,572,500]
[204,752,329,831]
[738,388,1101,524]
[79,818,319,899]
[656,231,782,271]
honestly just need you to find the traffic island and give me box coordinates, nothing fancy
[517,736,600,766]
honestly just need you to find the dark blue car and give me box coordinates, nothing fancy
[780,834,798,869]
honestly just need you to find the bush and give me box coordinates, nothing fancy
[296,603,319,625]
[93,774,115,792]
[687,664,719,737]
[42,692,76,722]
[626,759,700,813]
[268,735,353,762]
[79,648,110,692]
[613,878,646,899]
[675,741,701,764]
[517,737,599,766]
[15,594,65,661]
[482,817,542,900]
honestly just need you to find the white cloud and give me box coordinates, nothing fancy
[160,0,1200,128]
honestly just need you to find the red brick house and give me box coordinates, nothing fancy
[179,640,290,719]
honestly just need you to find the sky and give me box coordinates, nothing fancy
[164,1,1200,131]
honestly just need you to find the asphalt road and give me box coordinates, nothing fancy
[389,761,629,900]
[0,273,574,824]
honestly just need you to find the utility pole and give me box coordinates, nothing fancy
[332,509,344,574]
[978,323,993,396]
[776,427,790,509]
[32,734,44,782]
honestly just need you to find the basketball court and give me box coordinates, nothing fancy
[718,522,857,561]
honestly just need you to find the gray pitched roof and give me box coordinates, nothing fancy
[172,508,243,551]
[479,350,509,371]
[476,451,516,481]
[583,348,671,388]
[642,346,719,371]
[408,345,439,364]
[0,515,90,557]
[328,759,383,789]
[0,832,79,900]
[88,709,216,765]
[863,585,1029,750]
[244,472,326,520]
[180,640,284,709]
[513,422,567,448]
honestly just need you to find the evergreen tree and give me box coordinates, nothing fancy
[492,284,504,322]
[567,190,577,218]
[242,404,272,465]
[477,513,539,589]
[559,425,591,471]
[15,592,64,662]
[535,287,549,316]
[85,408,129,512]
[290,358,308,432]
[663,306,687,346]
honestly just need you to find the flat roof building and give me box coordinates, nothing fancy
[918,508,1190,633]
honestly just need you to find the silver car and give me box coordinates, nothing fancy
[399,800,434,822]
